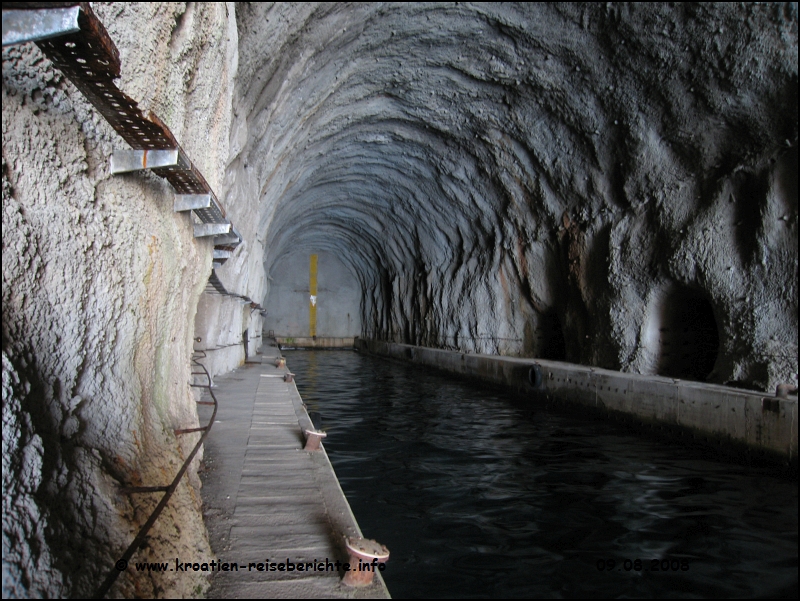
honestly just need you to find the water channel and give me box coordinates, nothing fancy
[286,349,797,599]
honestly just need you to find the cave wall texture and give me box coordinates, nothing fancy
[251,2,797,391]
[1,2,798,599]
[2,3,239,597]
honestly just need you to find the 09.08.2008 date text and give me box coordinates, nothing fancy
[596,558,690,572]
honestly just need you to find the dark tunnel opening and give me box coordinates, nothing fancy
[655,287,720,381]
[537,308,567,361]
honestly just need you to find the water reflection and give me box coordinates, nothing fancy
[287,350,797,599]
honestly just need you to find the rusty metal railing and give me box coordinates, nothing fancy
[205,269,266,314]
[93,353,217,599]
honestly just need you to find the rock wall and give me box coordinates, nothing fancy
[233,3,797,391]
[194,293,262,380]
[2,3,240,597]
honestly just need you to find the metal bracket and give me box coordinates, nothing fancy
[174,194,211,212]
[110,149,189,174]
[112,151,229,226]
[213,249,232,259]
[214,225,242,246]
[2,6,80,46]
[194,223,231,238]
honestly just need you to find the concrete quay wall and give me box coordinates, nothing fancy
[357,339,798,466]
[276,337,356,349]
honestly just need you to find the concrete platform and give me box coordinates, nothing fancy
[198,345,390,598]
[357,339,797,466]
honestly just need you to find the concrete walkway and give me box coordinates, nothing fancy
[198,344,390,598]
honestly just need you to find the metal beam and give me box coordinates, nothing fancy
[2,6,80,46]
[213,249,232,259]
[109,149,189,174]
[194,223,231,238]
[214,226,242,246]
[174,194,211,212]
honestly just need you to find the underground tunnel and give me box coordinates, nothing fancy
[2,2,797,598]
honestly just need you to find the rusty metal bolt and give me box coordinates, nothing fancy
[303,429,327,451]
[341,537,389,587]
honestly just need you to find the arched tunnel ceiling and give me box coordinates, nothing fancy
[229,2,797,370]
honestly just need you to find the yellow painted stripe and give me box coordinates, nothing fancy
[309,254,318,337]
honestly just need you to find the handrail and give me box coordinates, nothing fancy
[93,353,218,598]
[206,270,266,313]
[193,334,262,353]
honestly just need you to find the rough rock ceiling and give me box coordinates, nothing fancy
[232,2,796,384]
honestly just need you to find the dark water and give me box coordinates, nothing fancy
[286,350,797,599]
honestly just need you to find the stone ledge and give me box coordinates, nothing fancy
[357,339,798,467]
[276,337,356,349]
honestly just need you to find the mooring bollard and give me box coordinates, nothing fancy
[303,428,327,451]
[284,372,295,383]
[341,537,390,587]
[776,383,797,399]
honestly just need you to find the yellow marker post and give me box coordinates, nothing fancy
[309,254,318,338]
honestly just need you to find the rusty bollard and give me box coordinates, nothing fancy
[284,372,295,383]
[275,356,286,368]
[776,383,797,399]
[303,428,327,451]
[341,537,389,587]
